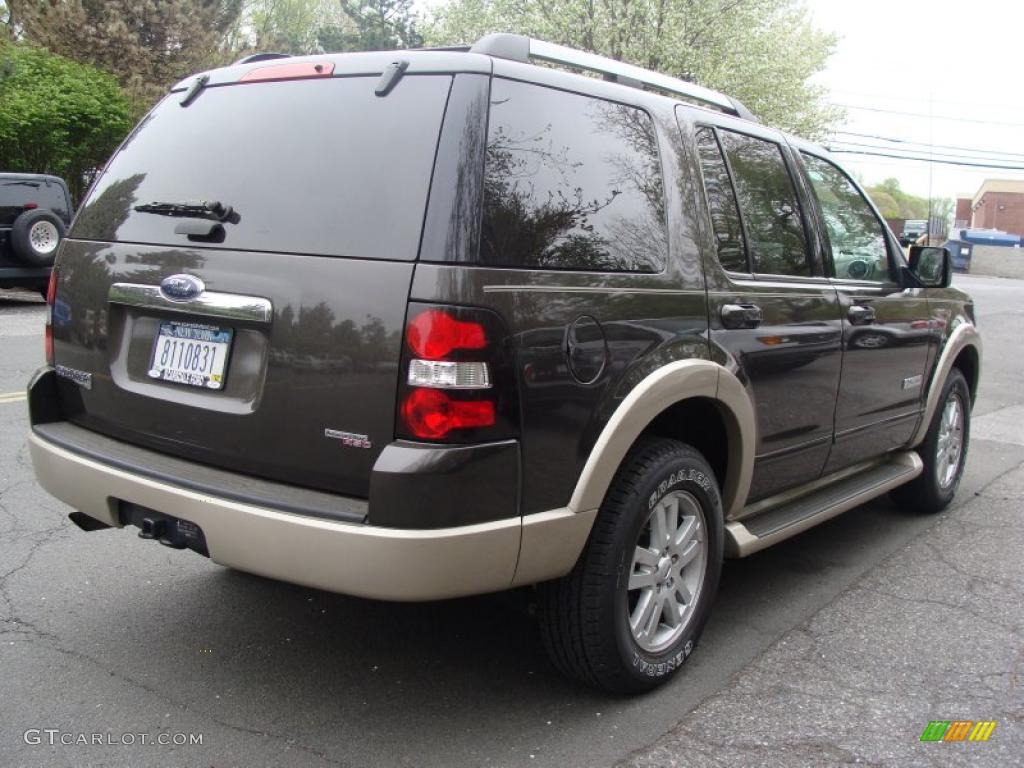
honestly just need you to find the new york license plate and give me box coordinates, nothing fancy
[148,321,233,390]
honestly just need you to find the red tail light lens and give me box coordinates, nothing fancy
[397,304,517,443]
[44,267,57,366]
[406,309,486,360]
[401,388,496,439]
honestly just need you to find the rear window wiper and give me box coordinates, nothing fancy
[134,200,235,222]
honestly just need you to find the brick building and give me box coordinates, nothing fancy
[969,180,1024,237]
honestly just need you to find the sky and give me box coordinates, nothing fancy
[415,0,1024,205]
[805,0,1024,203]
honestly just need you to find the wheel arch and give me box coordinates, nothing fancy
[567,360,755,520]
[910,321,982,448]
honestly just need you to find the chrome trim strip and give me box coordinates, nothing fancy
[109,283,273,323]
[483,285,704,296]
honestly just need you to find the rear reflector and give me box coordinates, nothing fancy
[401,388,496,439]
[408,359,490,389]
[406,309,487,360]
[239,61,335,82]
[24,202,38,210]
[44,267,57,365]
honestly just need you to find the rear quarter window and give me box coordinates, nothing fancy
[71,75,452,260]
[478,79,668,273]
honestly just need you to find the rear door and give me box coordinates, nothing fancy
[796,150,933,472]
[53,70,456,497]
[690,119,843,503]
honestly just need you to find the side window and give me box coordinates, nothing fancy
[479,79,667,272]
[717,130,811,277]
[695,128,748,273]
[801,153,891,282]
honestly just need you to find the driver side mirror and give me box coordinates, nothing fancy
[908,245,952,288]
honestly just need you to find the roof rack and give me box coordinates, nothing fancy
[469,33,757,122]
[232,52,292,66]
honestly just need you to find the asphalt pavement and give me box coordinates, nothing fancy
[1,276,1021,767]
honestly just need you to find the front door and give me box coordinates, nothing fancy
[691,121,844,503]
[797,151,934,472]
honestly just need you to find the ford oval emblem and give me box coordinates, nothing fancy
[160,274,204,301]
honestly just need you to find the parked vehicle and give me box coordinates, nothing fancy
[899,219,928,246]
[0,173,72,295]
[27,35,981,693]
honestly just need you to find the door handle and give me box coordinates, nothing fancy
[848,304,876,326]
[721,303,762,330]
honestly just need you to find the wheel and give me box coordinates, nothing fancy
[538,438,723,693]
[891,369,970,513]
[11,209,65,267]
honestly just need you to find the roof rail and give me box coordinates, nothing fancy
[469,33,757,122]
[232,52,292,66]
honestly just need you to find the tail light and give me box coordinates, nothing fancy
[44,267,58,366]
[397,304,517,443]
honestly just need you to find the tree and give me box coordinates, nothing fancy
[226,0,421,56]
[8,0,243,115]
[225,0,353,55]
[325,0,423,51]
[0,42,132,201]
[866,177,951,225]
[426,0,841,139]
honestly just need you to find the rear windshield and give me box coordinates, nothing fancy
[72,75,452,260]
[0,177,70,220]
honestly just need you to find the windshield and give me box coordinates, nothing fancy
[71,75,452,260]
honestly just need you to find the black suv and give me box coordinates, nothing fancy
[27,35,981,693]
[0,173,72,294]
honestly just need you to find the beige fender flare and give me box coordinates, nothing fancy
[909,320,982,448]
[568,360,755,519]
[512,360,756,587]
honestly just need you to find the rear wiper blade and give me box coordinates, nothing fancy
[134,200,234,221]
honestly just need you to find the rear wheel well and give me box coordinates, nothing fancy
[951,346,979,405]
[640,397,729,494]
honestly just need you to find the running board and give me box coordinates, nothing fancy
[725,451,923,557]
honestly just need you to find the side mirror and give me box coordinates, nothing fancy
[908,245,952,288]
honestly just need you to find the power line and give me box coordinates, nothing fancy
[828,139,1024,165]
[826,147,1024,171]
[834,131,1024,160]
[832,102,1024,128]
[829,88,1024,112]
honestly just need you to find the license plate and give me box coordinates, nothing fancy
[148,321,233,390]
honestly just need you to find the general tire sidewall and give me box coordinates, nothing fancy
[608,451,724,689]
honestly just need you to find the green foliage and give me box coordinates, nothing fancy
[230,0,423,54]
[866,177,952,224]
[426,0,842,139]
[9,0,243,116]
[332,0,423,50]
[0,42,132,201]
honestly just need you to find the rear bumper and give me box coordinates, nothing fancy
[28,429,596,601]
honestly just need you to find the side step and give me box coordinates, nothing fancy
[725,451,923,557]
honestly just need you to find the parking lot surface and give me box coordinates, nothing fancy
[1,276,1020,767]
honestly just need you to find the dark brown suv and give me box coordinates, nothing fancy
[27,35,981,693]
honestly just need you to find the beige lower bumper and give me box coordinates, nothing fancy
[29,431,596,601]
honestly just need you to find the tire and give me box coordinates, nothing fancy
[538,438,724,693]
[11,210,64,267]
[891,369,970,513]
